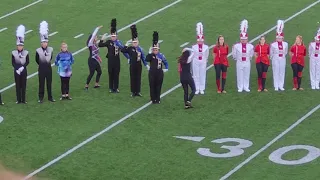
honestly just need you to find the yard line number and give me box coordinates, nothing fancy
[175,136,320,165]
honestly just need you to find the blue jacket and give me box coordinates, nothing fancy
[55,51,74,77]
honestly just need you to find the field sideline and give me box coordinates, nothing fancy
[22,0,320,179]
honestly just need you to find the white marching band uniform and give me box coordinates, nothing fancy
[309,27,320,89]
[232,19,254,92]
[270,20,288,91]
[192,22,209,94]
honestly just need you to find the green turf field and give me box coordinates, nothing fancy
[0,0,320,179]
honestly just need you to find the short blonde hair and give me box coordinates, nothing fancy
[60,41,68,51]
[295,35,303,45]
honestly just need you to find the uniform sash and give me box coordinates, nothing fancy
[278,42,283,57]
[315,43,320,57]
[198,44,203,60]
[241,43,246,61]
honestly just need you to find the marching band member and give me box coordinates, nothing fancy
[85,25,103,90]
[290,35,306,90]
[146,31,169,104]
[55,42,74,100]
[99,18,129,93]
[0,94,3,105]
[178,48,195,109]
[121,25,149,97]
[254,36,270,92]
[12,25,29,104]
[192,22,209,95]
[270,20,288,91]
[36,21,55,103]
[213,35,229,93]
[232,19,254,92]
[309,27,320,89]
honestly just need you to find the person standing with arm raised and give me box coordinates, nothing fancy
[12,25,29,104]
[36,21,55,103]
[146,31,169,104]
[98,18,129,93]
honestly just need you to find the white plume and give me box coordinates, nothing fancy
[276,20,284,33]
[39,21,49,35]
[240,19,248,33]
[196,22,203,35]
[16,25,25,37]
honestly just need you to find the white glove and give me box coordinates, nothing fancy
[19,66,24,72]
[146,65,150,70]
[127,59,130,64]
[16,69,21,75]
[148,47,152,54]
[163,69,168,73]
[125,41,131,46]
[101,33,108,41]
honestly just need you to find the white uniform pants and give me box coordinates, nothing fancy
[272,58,286,89]
[236,61,251,91]
[192,59,207,91]
[310,57,320,89]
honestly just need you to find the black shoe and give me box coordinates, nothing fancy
[186,101,193,108]
[60,96,65,100]
[48,98,56,102]
[16,101,21,104]
[152,100,156,104]
[66,96,72,100]
[0,102,4,105]
[115,89,120,93]
[109,89,113,93]
[22,101,27,104]
[136,93,142,97]
[131,93,135,97]
[38,99,43,103]
[94,85,101,88]
[85,86,89,91]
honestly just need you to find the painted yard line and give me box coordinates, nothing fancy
[0,27,8,33]
[0,0,43,20]
[74,33,84,38]
[208,44,215,49]
[49,31,58,36]
[22,1,318,179]
[158,40,164,44]
[0,0,183,94]
[180,42,189,47]
[25,30,33,34]
[220,104,320,180]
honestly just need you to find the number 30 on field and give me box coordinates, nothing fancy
[177,137,320,165]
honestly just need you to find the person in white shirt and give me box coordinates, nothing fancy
[192,22,209,95]
[232,19,254,92]
[309,26,320,89]
[270,20,288,91]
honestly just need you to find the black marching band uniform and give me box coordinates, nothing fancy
[12,25,29,104]
[179,48,196,109]
[121,25,149,97]
[98,18,129,93]
[36,21,55,103]
[146,31,169,104]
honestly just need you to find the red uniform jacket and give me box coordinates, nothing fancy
[213,45,229,66]
[254,44,270,65]
[290,44,306,66]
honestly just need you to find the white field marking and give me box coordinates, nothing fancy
[0,0,43,20]
[0,115,3,124]
[74,33,84,38]
[0,0,183,95]
[208,44,215,49]
[49,31,58,36]
[180,42,189,47]
[174,136,205,142]
[25,30,33,34]
[22,1,317,179]
[220,104,320,180]
[158,40,163,44]
[0,27,8,33]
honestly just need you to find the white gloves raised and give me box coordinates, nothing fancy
[162,69,168,73]
[125,40,131,47]
[101,33,108,41]
[148,47,152,54]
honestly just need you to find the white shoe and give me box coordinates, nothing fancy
[316,86,320,90]
[279,87,285,91]
[274,88,279,91]
[200,90,204,94]
[312,86,315,90]
[238,89,243,92]
[195,90,200,95]
[244,89,250,92]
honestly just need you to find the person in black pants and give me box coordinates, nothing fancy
[146,31,169,104]
[85,26,103,90]
[98,18,129,93]
[0,94,3,105]
[178,48,196,109]
[121,25,149,97]
[36,21,55,103]
[12,25,29,104]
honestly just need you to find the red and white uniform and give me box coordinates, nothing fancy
[270,41,288,90]
[309,41,320,89]
[232,42,254,91]
[192,43,209,92]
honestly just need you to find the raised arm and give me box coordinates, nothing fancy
[184,48,194,64]
[88,26,101,47]
[116,40,130,59]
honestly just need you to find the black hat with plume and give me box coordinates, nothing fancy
[152,31,159,49]
[131,25,138,42]
[110,18,117,36]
